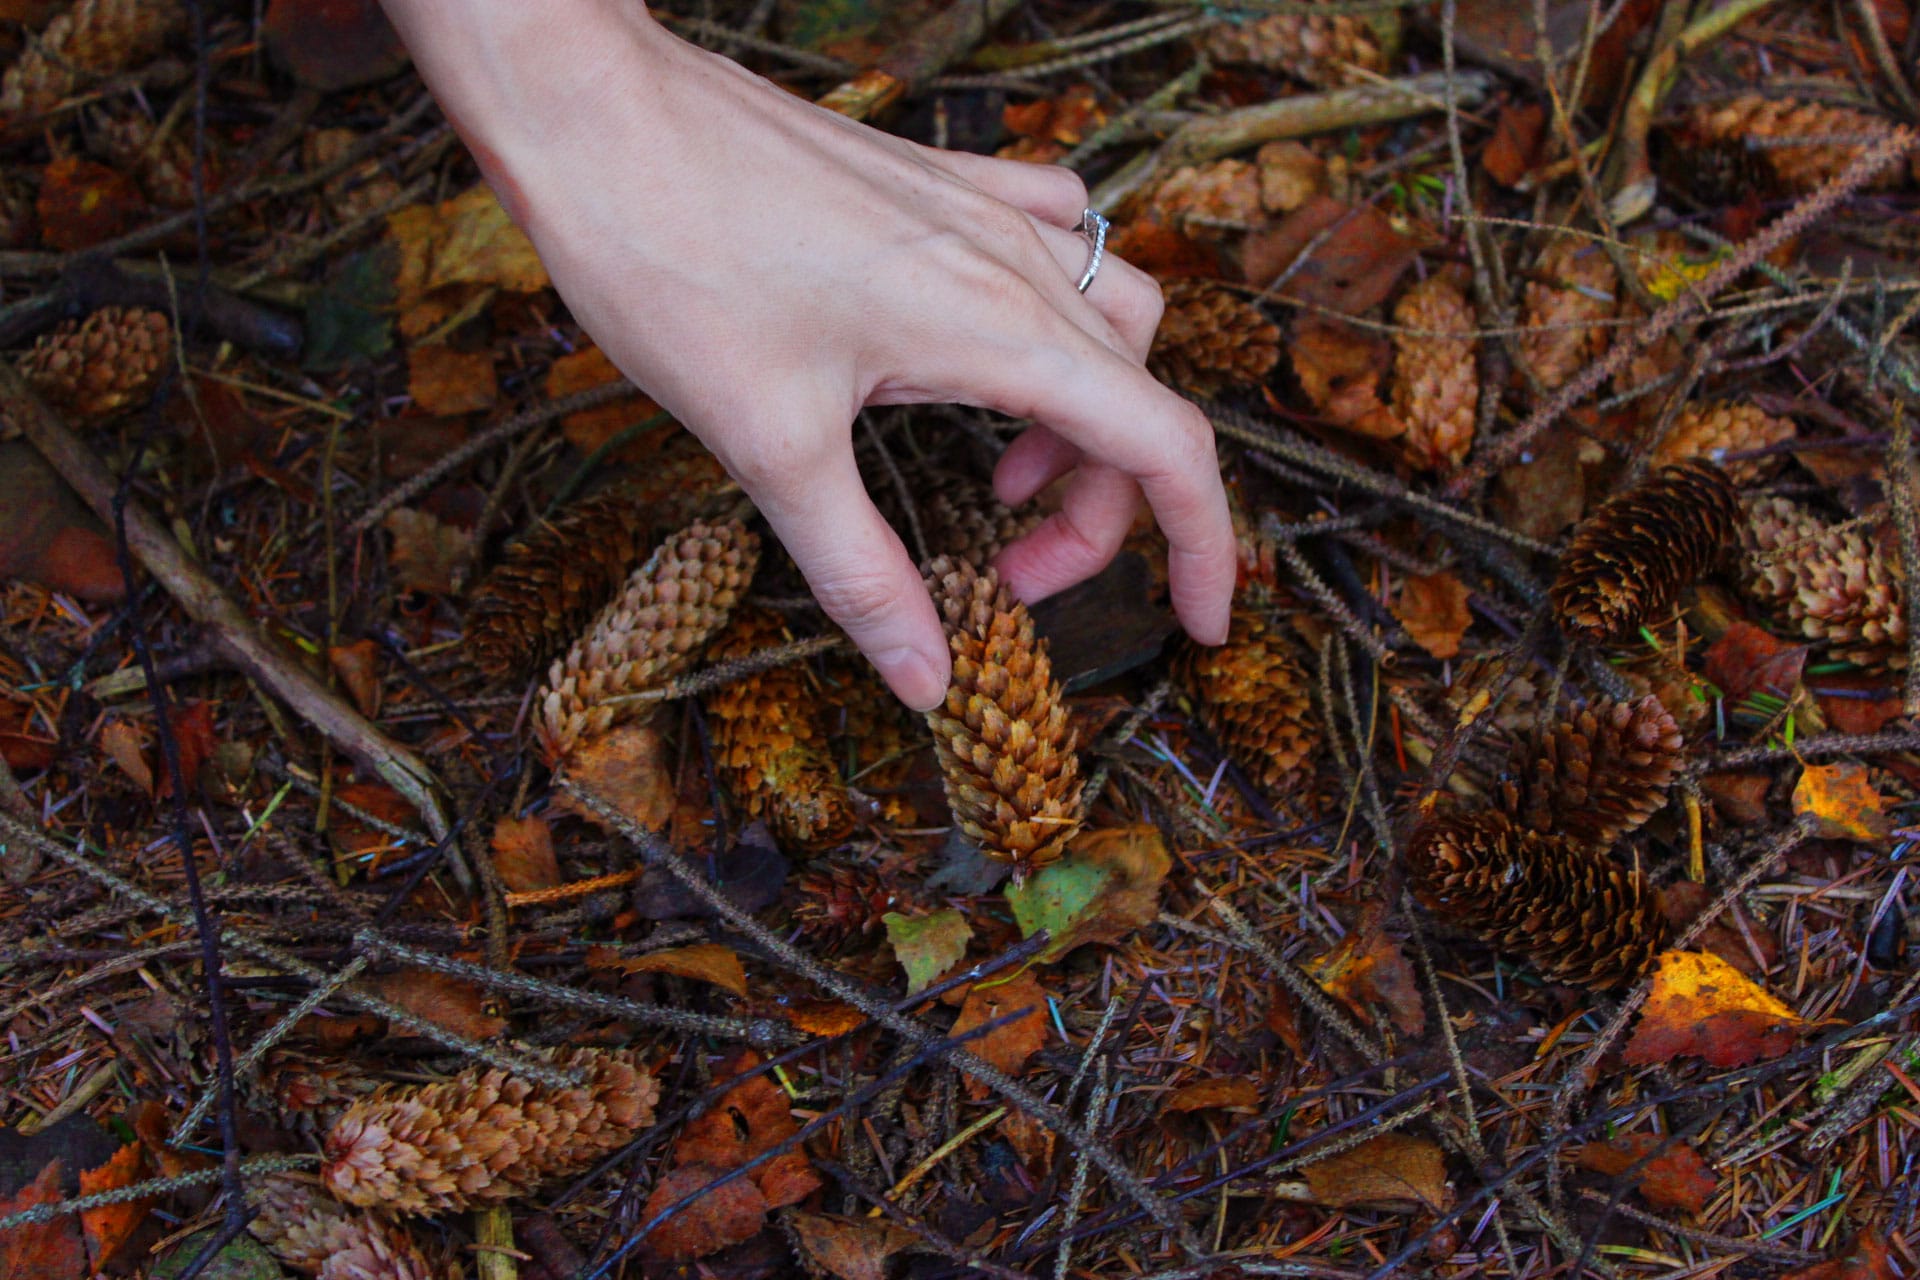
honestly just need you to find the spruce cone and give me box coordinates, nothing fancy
[1515,695,1683,847]
[322,1045,660,1216]
[825,656,922,823]
[1179,611,1321,796]
[18,306,169,425]
[1686,96,1905,193]
[91,111,201,206]
[1200,8,1389,86]
[537,518,758,758]
[247,1049,381,1136]
[704,608,855,852]
[1519,237,1616,391]
[0,0,184,119]
[252,1176,450,1280]
[1652,400,1795,483]
[790,861,897,947]
[1144,158,1263,233]
[924,557,1082,876]
[1741,496,1906,671]
[1149,280,1281,396]
[1406,810,1666,987]
[917,475,1043,568]
[1390,274,1478,472]
[1550,462,1740,644]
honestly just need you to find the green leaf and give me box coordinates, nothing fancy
[883,908,971,994]
[1006,826,1171,963]
[302,244,395,371]
[153,1229,288,1280]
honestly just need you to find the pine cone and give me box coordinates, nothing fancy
[924,557,1082,877]
[704,608,855,851]
[18,305,169,424]
[1149,280,1281,397]
[917,474,1043,568]
[1550,462,1740,644]
[537,518,758,757]
[0,0,184,119]
[247,1049,381,1136]
[1390,273,1478,472]
[1741,496,1906,671]
[251,1175,450,1280]
[322,1046,660,1216]
[1519,237,1616,391]
[790,861,898,948]
[1514,695,1682,846]
[91,110,202,206]
[825,655,922,822]
[1687,96,1905,194]
[1144,158,1263,233]
[1200,7,1389,86]
[1652,401,1795,483]
[1407,810,1666,987]
[1179,611,1321,796]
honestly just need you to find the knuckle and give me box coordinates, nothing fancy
[810,566,906,632]
[726,428,837,497]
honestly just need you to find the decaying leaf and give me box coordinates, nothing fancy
[0,442,123,602]
[263,0,408,90]
[588,942,749,997]
[99,719,152,795]
[1284,1133,1451,1212]
[1392,571,1473,660]
[326,639,382,720]
[1792,762,1890,842]
[381,506,472,595]
[1569,1134,1718,1215]
[363,969,506,1042]
[1304,903,1425,1036]
[949,972,1049,1097]
[553,721,675,834]
[642,1165,767,1261]
[787,1210,915,1280]
[387,184,549,335]
[0,1159,86,1280]
[1778,1232,1898,1280]
[76,1141,150,1271]
[1624,950,1805,1068]
[490,813,560,893]
[1242,197,1418,312]
[883,908,972,995]
[1005,824,1171,962]
[406,343,497,416]
[1163,1077,1262,1114]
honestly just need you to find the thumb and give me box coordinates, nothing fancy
[745,446,950,712]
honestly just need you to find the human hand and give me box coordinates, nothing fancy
[379,0,1236,709]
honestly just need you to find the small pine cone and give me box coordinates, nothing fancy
[1144,158,1263,233]
[1519,237,1616,391]
[91,111,201,207]
[1515,695,1683,846]
[247,1049,381,1136]
[1550,462,1740,644]
[251,1175,450,1280]
[537,518,758,757]
[917,475,1043,569]
[322,1046,660,1216]
[18,305,169,424]
[1652,401,1795,483]
[825,656,922,821]
[1179,611,1321,795]
[1149,280,1281,396]
[924,557,1082,876]
[0,0,184,118]
[704,608,855,852]
[790,861,898,947]
[1741,497,1906,671]
[1390,274,1478,472]
[1406,810,1666,987]
[1200,8,1388,86]
[1687,96,1904,194]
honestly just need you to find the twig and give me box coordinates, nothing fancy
[1887,409,1920,713]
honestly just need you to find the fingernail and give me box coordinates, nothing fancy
[872,646,949,712]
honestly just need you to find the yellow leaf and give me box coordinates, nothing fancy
[1644,249,1726,302]
[387,184,548,316]
[1624,950,1804,1068]
[1392,571,1473,660]
[1792,762,1890,842]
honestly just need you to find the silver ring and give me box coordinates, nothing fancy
[1075,208,1109,294]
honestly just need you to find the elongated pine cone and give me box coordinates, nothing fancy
[1741,496,1906,671]
[917,475,1043,568]
[1200,8,1390,86]
[1144,158,1263,233]
[0,0,184,118]
[537,518,758,758]
[1407,810,1666,987]
[1179,611,1321,797]
[924,557,1082,876]
[790,861,898,948]
[18,306,169,424]
[322,1046,660,1216]
[704,608,855,851]
[1519,237,1616,391]
[1149,280,1281,397]
[1514,695,1682,846]
[1550,462,1740,643]
[1652,400,1795,483]
[252,1176,451,1280]
[1686,96,1906,193]
[1390,274,1478,471]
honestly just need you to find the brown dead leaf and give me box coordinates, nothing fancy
[387,185,549,336]
[0,1159,86,1280]
[1164,1077,1261,1114]
[1289,315,1400,439]
[950,972,1048,1098]
[327,640,382,720]
[1812,674,1905,737]
[1393,572,1473,660]
[99,719,152,795]
[1492,425,1598,541]
[1482,102,1546,186]
[1304,903,1425,1036]
[1255,140,1326,213]
[1793,762,1890,842]
[364,969,506,1041]
[408,344,498,416]
[787,1211,916,1280]
[1006,824,1172,961]
[1704,622,1806,706]
[554,722,675,833]
[642,1164,768,1261]
[490,813,560,893]
[546,345,671,461]
[1569,1134,1718,1215]
[381,507,472,595]
[1106,217,1220,281]
[672,1049,822,1213]
[156,700,216,801]
[1699,772,1772,827]
[1242,197,1418,313]
[0,443,123,602]
[1296,1133,1451,1212]
[1780,1232,1898,1280]
[36,157,142,252]
[777,996,865,1039]
[591,942,749,997]
[1624,950,1805,1068]
[77,1142,150,1271]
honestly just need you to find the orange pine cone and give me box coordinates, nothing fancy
[18,306,170,425]
[1179,611,1321,798]
[1149,280,1281,396]
[1651,400,1795,483]
[1390,274,1478,472]
[1519,237,1616,391]
[1687,95,1906,193]
[1199,7,1391,86]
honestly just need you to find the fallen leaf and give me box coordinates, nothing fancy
[1164,1077,1261,1114]
[1242,197,1418,313]
[1624,950,1805,1068]
[546,345,671,461]
[1492,425,1596,541]
[303,244,395,371]
[36,157,143,252]
[407,344,497,416]
[1570,1134,1718,1215]
[0,1159,86,1280]
[1793,762,1890,842]
[327,780,415,865]
[99,719,152,795]
[381,507,472,595]
[883,908,972,995]
[77,1142,150,1270]
[1294,1133,1451,1212]
[363,969,506,1041]
[387,185,549,330]
[148,1228,283,1280]
[0,701,54,772]
[949,972,1048,1097]
[774,996,864,1038]
[1482,102,1546,186]
[1304,902,1425,1037]
[642,1164,767,1261]
[490,813,560,893]
[788,1211,916,1280]
[1812,674,1905,737]
[158,700,216,800]
[0,442,124,602]
[1656,880,1777,978]
[1289,315,1401,439]
[670,1049,822,1217]
[1779,1232,1898,1280]
[590,942,749,997]
[1255,140,1326,213]
[327,640,382,719]
[1393,572,1473,660]
[263,0,408,91]
[1106,217,1220,281]
[1005,824,1171,962]
[555,722,675,834]
[1704,622,1806,706]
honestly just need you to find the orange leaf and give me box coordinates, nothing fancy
[387,184,549,310]
[1393,572,1473,660]
[1164,1077,1261,1113]
[777,996,865,1038]
[592,942,749,997]
[328,640,383,720]
[0,443,123,602]
[328,780,416,864]
[99,719,152,796]
[0,1159,86,1280]
[1289,315,1400,439]
[381,507,472,595]
[1304,902,1425,1036]
[641,1164,767,1261]
[1297,1133,1451,1212]
[1242,197,1418,313]
[364,969,507,1041]
[546,345,671,461]
[788,1211,915,1280]
[1569,1135,1718,1215]
[1624,951,1804,1068]
[407,344,498,416]
[554,722,675,832]
[36,157,143,252]
[77,1142,150,1270]
[158,700,216,800]
[490,813,560,893]
[1779,1231,1898,1280]
[1481,102,1546,186]
[670,1049,821,1209]
[1792,763,1890,842]
[950,972,1049,1099]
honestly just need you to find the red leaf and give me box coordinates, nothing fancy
[0,1159,87,1280]
[641,1164,768,1262]
[35,157,143,252]
[1241,197,1417,314]
[1703,622,1806,706]
[1570,1134,1718,1215]
[1781,1232,1898,1280]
